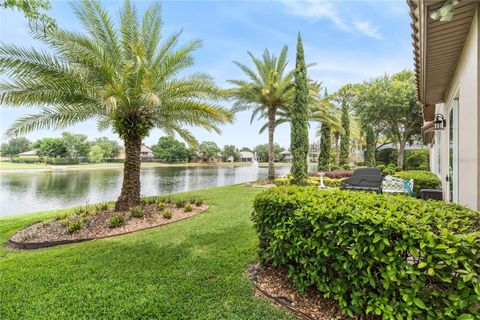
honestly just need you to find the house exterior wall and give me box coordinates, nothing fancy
[433,9,479,210]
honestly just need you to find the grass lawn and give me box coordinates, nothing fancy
[0,185,294,319]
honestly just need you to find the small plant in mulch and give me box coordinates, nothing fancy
[109,215,125,228]
[130,206,144,218]
[55,213,68,221]
[42,220,50,227]
[93,203,110,215]
[67,220,83,234]
[175,200,186,208]
[141,197,156,205]
[157,196,172,204]
[157,202,166,212]
[163,209,173,219]
[195,199,203,207]
[184,204,193,213]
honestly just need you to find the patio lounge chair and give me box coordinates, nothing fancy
[340,168,383,193]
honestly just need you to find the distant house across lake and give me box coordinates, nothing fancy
[116,146,154,161]
[18,150,39,159]
[239,151,254,162]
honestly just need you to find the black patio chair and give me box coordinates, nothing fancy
[339,168,383,194]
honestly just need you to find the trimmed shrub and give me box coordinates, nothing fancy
[405,149,430,170]
[109,215,125,228]
[253,187,480,319]
[323,177,343,188]
[395,170,441,197]
[324,170,353,179]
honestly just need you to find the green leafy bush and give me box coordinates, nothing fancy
[252,187,480,319]
[163,209,173,219]
[376,148,398,165]
[405,149,430,170]
[195,199,203,207]
[130,206,144,218]
[184,204,193,212]
[109,215,125,228]
[157,202,166,212]
[395,170,441,197]
[378,163,404,176]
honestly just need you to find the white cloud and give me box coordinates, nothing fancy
[354,20,382,39]
[282,0,383,39]
[282,0,349,31]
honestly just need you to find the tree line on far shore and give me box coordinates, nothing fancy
[1,133,291,164]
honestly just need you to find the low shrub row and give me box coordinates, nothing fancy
[10,157,40,163]
[310,170,353,179]
[45,158,80,165]
[377,163,401,176]
[10,157,81,165]
[275,176,344,188]
[252,187,480,319]
[395,170,441,197]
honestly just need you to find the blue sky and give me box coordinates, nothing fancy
[0,0,412,149]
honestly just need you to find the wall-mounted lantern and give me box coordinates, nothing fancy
[433,114,446,131]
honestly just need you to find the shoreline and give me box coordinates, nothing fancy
[0,161,293,174]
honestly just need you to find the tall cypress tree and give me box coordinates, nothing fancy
[339,103,350,166]
[365,125,376,167]
[290,33,309,185]
[318,123,331,171]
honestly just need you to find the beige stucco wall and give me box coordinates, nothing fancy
[434,8,479,210]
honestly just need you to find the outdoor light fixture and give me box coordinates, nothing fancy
[433,114,446,131]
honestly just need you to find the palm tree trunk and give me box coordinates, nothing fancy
[267,110,276,181]
[115,135,142,211]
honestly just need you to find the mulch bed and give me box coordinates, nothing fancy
[8,202,208,249]
[248,264,352,320]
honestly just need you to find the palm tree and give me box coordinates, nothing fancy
[0,0,232,210]
[228,46,294,181]
[257,82,336,134]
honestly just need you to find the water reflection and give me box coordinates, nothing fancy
[0,165,291,216]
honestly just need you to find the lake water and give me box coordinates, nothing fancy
[0,165,291,216]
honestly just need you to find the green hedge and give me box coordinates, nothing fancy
[45,158,80,165]
[10,157,40,164]
[252,187,480,319]
[395,170,441,197]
